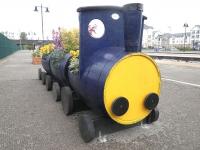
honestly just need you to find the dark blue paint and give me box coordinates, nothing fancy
[42,55,51,75]
[79,9,125,76]
[42,3,146,115]
[42,53,71,87]
[68,3,146,114]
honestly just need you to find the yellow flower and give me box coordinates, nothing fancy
[70,50,79,58]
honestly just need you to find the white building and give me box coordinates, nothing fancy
[169,32,191,48]
[142,25,154,48]
[142,24,200,50]
[0,31,39,40]
[152,31,162,49]
[143,25,164,49]
[190,25,200,50]
[161,33,172,50]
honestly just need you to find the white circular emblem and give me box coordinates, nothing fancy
[111,13,120,20]
[88,19,105,38]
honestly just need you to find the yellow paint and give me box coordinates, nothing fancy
[104,53,161,125]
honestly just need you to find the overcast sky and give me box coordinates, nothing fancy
[0,0,199,39]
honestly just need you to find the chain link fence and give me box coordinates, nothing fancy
[0,33,19,59]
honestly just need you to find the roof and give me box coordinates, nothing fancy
[191,25,200,31]
[172,32,190,38]
[144,24,153,29]
[77,3,143,12]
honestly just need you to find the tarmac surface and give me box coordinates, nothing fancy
[0,50,200,150]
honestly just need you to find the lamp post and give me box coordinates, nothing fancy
[183,23,189,50]
[34,4,49,43]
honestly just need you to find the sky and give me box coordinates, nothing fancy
[0,0,199,40]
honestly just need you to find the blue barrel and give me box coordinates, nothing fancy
[68,3,161,125]
[42,55,51,74]
[49,51,71,87]
[123,3,146,51]
[42,51,70,87]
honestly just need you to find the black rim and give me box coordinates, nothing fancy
[38,68,42,80]
[46,75,52,91]
[111,97,129,116]
[61,87,73,115]
[53,83,60,101]
[144,93,159,110]
[79,114,95,142]
[42,73,46,84]
[146,108,159,124]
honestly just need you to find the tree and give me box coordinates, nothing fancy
[60,28,79,52]
[20,32,27,40]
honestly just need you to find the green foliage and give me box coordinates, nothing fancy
[20,32,27,40]
[60,28,79,53]
[50,50,66,69]
[69,57,79,74]
[176,47,193,51]
[32,50,41,57]
[24,44,34,50]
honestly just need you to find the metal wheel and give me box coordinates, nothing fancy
[38,68,42,80]
[61,87,74,115]
[52,82,61,102]
[41,72,46,85]
[79,114,95,143]
[45,75,53,91]
[145,108,159,124]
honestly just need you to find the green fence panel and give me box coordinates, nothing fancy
[0,33,19,59]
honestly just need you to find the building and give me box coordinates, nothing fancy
[143,25,165,50]
[0,31,39,40]
[169,32,191,48]
[142,24,200,50]
[190,25,200,50]
[152,31,163,49]
[161,33,172,50]
[142,24,154,48]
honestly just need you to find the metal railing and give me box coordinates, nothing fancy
[0,33,19,59]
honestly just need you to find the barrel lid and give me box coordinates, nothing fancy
[123,3,143,11]
[77,6,122,12]
[104,53,161,125]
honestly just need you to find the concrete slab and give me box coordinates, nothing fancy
[0,50,200,150]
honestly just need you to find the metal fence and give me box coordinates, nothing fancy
[0,33,19,59]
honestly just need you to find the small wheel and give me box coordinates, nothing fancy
[41,72,46,85]
[145,108,159,124]
[61,87,74,115]
[52,82,61,102]
[38,68,42,80]
[79,114,95,143]
[45,75,53,91]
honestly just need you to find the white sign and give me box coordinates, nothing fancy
[88,19,105,39]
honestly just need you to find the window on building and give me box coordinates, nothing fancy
[192,31,195,34]
[196,35,199,38]
[192,36,195,39]
[196,30,200,34]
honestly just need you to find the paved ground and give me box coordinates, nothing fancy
[0,50,200,150]
[142,49,200,54]
[147,53,200,58]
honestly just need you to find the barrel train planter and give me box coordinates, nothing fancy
[38,3,161,143]
[32,56,41,65]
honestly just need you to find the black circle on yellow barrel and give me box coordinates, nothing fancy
[144,93,159,110]
[111,97,129,116]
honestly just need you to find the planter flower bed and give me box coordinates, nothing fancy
[32,56,42,64]
[32,43,55,65]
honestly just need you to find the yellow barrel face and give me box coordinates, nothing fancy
[104,53,161,125]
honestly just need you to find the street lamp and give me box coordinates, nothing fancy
[34,4,49,42]
[183,23,189,50]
